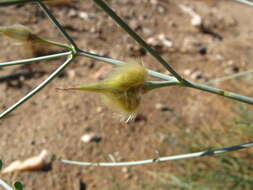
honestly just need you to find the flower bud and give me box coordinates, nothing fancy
[0,24,44,43]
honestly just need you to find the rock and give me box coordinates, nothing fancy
[81,133,102,143]
[129,20,142,31]
[150,0,158,5]
[68,9,78,18]
[96,107,103,113]
[147,37,160,46]
[66,69,76,79]
[224,65,239,74]
[2,150,53,173]
[142,27,153,36]
[155,103,172,112]
[158,34,173,48]
[74,179,86,190]
[79,12,89,20]
[122,167,128,173]
[181,37,206,54]
[157,6,166,14]
[147,34,173,53]
[183,69,192,76]
[190,71,208,81]
[179,5,202,27]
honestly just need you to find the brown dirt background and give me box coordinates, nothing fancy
[1,0,253,189]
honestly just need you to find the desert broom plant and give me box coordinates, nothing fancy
[0,0,252,169]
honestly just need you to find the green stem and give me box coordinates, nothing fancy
[0,55,74,119]
[146,80,178,91]
[206,68,253,84]
[37,1,78,51]
[62,141,253,167]
[149,80,253,105]
[0,179,14,190]
[92,0,187,83]
[77,49,126,66]
[40,39,72,50]
[233,0,253,6]
[0,51,71,67]
[77,49,176,81]
[188,82,253,105]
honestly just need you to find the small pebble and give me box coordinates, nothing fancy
[155,103,172,112]
[81,133,102,143]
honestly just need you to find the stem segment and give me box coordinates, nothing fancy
[234,0,253,6]
[62,141,253,167]
[0,52,71,67]
[0,179,14,190]
[37,1,78,50]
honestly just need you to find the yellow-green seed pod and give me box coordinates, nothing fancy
[58,61,148,122]
[0,24,44,43]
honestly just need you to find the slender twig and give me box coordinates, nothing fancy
[77,49,176,81]
[0,55,74,119]
[188,82,253,104]
[0,179,14,190]
[0,52,71,67]
[146,80,253,104]
[62,141,253,167]
[92,0,188,84]
[206,68,253,84]
[77,49,126,66]
[41,40,72,50]
[37,1,78,50]
[234,0,253,6]
[146,80,179,90]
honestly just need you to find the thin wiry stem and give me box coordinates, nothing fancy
[77,49,176,81]
[206,68,253,84]
[41,39,72,50]
[0,179,14,190]
[92,0,188,84]
[62,141,253,167]
[0,55,74,119]
[37,1,78,50]
[146,80,253,104]
[234,0,253,6]
[146,80,179,90]
[77,49,126,66]
[0,51,71,67]
[188,82,253,104]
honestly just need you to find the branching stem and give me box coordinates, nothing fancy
[0,55,74,119]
